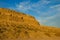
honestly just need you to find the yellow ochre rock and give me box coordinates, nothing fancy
[0,8,60,40]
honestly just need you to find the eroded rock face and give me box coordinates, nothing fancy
[0,8,40,40]
[0,8,40,27]
[0,8,60,40]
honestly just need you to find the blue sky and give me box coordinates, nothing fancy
[0,0,60,27]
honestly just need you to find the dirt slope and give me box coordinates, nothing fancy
[0,8,60,40]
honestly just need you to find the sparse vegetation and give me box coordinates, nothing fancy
[10,14,13,16]
[44,32,51,37]
[0,27,7,33]
[21,17,23,19]
[0,12,1,14]
[55,32,60,37]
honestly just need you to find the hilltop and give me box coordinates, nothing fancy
[0,8,60,40]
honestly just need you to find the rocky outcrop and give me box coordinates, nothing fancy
[0,8,60,40]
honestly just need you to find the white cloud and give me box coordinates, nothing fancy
[36,4,60,27]
[15,0,60,27]
[16,0,50,14]
[50,4,60,8]
[16,1,31,12]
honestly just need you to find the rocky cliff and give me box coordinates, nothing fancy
[0,8,60,40]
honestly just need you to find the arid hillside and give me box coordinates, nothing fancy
[0,8,60,40]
